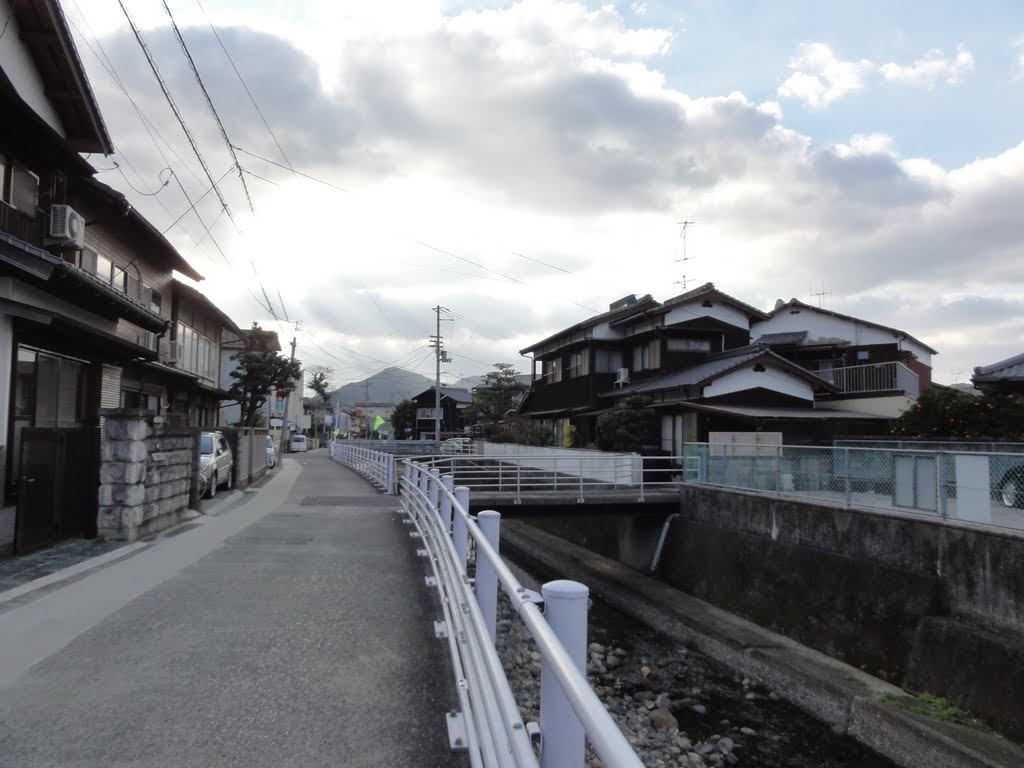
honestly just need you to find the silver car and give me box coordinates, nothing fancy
[199,431,234,498]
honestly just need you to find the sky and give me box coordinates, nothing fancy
[63,0,1024,390]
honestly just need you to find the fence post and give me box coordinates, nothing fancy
[516,462,521,503]
[429,468,441,512]
[540,579,588,768]
[386,455,396,495]
[937,451,948,519]
[639,455,645,502]
[776,445,782,493]
[844,448,852,507]
[578,457,584,503]
[440,475,455,530]
[476,510,500,644]
[453,486,470,570]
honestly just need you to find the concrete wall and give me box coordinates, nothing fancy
[220,427,268,489]
[522,486,1024,741]
[97,409,199,541]
[480,441,640,484]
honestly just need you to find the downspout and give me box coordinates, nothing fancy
[649,513,679,573]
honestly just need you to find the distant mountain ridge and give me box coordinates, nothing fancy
[329,367,433,407]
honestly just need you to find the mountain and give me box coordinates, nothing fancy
[329,367,434,407]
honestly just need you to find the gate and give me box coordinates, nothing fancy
[15,427,100,554]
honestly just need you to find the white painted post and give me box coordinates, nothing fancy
[476,510,501,644]
[386,455,396,495]
[429,468,441,514]
[440,475,455,531]
[453,485,470,570]
[540,580,589,768]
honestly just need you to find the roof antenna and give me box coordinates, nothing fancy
[675,217,696,288]
[809,281,831,308]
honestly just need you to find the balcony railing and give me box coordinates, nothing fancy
[818,361,919,396]
[0,202,44,246]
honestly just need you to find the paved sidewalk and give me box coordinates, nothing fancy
[0,453,464,768]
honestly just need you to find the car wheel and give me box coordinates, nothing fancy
[999,469,1024,508]
[207,471,217,499]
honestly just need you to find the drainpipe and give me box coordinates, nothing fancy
[649,513,679,573]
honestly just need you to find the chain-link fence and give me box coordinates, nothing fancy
[682,442,1024,531]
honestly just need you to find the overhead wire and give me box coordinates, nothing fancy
[160,0,254,212]
[116,0,238,232]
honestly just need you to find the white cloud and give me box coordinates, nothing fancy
[1014,37,1024,79]
[631,2,648,15]
[777,43,874,108]
[880,44,974,87]
[73,2,1024,387]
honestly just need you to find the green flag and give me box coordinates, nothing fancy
[373,415,385,431]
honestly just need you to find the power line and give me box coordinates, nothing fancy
[162,166,234,234]
[160,0,254,212]
[196,0,299,182]
[117,0,238,232]
[232,144,349,193]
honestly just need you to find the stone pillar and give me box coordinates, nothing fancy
[98,408,153,541]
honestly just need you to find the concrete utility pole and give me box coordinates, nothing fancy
[429,306,452,442]
[281,322,300,451]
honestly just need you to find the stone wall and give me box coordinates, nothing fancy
[97,409,200,541]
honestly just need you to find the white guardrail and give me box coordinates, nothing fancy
[332,444,644,768]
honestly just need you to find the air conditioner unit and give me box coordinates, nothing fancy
[49,204,86,247]
[614,367,630,387]
[164,340,182,364]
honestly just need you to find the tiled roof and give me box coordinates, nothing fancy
[766,299,937,355]
[973,352,1024,383]
[661,282,770,321]
[754,331,807,346]
[600,346,836,398]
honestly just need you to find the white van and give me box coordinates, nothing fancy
[289,434,308,453]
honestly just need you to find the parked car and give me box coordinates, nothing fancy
[199,431,233,498]
[289,434,308,453]
[266,435,277,469]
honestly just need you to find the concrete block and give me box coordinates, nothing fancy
[112,440,148,463]
[98,484,114,507]
[105,418,151,441]
[123,461,147,485]
[115,484,146,506]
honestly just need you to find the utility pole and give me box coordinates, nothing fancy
[430,306,453,442]
[281,321,300,451]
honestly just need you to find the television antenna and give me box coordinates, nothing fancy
[674,217,696,288]
[809,282,831,308]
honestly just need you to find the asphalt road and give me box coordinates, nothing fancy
[0,451,464,768]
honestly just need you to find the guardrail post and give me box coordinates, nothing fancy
[386,454,396,495]
[453,486,470,570]
[429,468,441,513]
[440,475,455,531]
[476,510,500,644]
[540,579,588,768]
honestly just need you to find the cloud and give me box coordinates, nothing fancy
[880,44,974,87]
[1014,37,1024,79]
[777,43,874,108]
[72,2,1024,388]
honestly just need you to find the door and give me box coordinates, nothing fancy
[14,427,100,553]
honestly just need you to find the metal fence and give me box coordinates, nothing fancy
[415,453,680,502]
[344,439,440,455]
[683,442,1024,531]
[331,443,397,493]
[334,444,644,767]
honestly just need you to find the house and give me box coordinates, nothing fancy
[517,284,930,449]
[972,353,1024,396]
[1,0,246,551]
[410,386,472,439]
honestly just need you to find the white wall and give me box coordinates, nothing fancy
[0,0,66,135]
[480,442,640,484]
[665,300,751,331]
[815,395,915,418]
[702,364,815,401]
[753,308,932,366]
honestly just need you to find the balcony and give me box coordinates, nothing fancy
[817,361,919,397]
[0,202,44,246]
[521,373,616,415]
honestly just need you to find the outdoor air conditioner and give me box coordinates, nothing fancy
[164,340,182,365]
[614,367,630,387]
[49,204,86,247]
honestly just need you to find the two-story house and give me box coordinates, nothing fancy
[518,283,926,449]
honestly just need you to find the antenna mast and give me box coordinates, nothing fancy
[675,218,696,288]
[809,282,832,308]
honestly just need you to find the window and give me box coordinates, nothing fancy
[566,350,588,378]
[150,290,162,314]
[177,321,218,382]
[111,265,127,293]
[857,350,870,362]
[632,340,660,371]
[594,348,623,373]
[543,358,562,383]
[1,157,39,214]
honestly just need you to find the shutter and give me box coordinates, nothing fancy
[99,365,123,446]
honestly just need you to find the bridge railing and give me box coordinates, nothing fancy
[683,442,1024,532]
[330,442,397,494]
[416,453,681,502]
[400,459,644,768]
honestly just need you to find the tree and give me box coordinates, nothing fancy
[892,386,1024,440]
[391,399,416,438]
[308,365,333,404]
[468,363,527,428]
[596,396,658,452]
[228,323,303,427]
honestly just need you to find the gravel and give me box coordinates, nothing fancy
[494,599,759,768]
